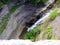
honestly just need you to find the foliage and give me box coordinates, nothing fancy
[51,35,57,40]
[0,1,3,8]
[45,25,53,39]
[9,5,19,13]
[0,5,19,34]
[0,0,17,9]
[29,0,48,4]
[29,0,41,4]
[57,0,60,5]
[42,0,48,4]
[50,8,58,20]
[0,0,8,4]
[24,32,36,41]
[0,13,10,34]
[24,28,41,41]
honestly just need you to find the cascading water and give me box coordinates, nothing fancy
[27,10,53,32]
[27,0,55,32]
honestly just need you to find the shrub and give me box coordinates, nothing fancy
[30,28,40,35]
[51,35,57,40]
[46,25,53,39]
[29,0,48,4]
[57,0,60,5]
[24,32,36,41]
[24,28,41,41]
[50,8,58,20]
[0,2,3,8]
[42,0,48,4]
[0,0,8,4]
[29,0,41,4]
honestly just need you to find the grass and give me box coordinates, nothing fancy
[0,5,20,34]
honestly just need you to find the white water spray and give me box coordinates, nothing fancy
[27,10,52,32]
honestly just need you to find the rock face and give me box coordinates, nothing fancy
[8,4,38,39]
[0,4,37,39]
[51,16,60,39]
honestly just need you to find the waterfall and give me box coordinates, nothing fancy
[27,0,55,32]
[27,10,52,32]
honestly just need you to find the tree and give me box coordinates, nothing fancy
[29,0,41,4]
[0,0,8,4]
[29,0,48,4]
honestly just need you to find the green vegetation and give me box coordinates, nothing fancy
[57,0,60,5]
[24,8,59,40]
[45,25,53,39]
[29,0,41,4]
[0,0,8,8]
[0,0,59,40]
[42,0,48,4]
[44,25,56,39]
[41,8,59,39]
[24,27,41,41]
[0,0,8,4]
[50,8,58,20]
[39,8,59,40]
[0,13,10,34]
[29,0,48,4]
[9,5,20,13]
[0,1,3,8]
[0,5,20,34]
[51,35,57,40]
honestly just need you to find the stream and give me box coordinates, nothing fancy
[27,9,53,32]
[27,0,55,31]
